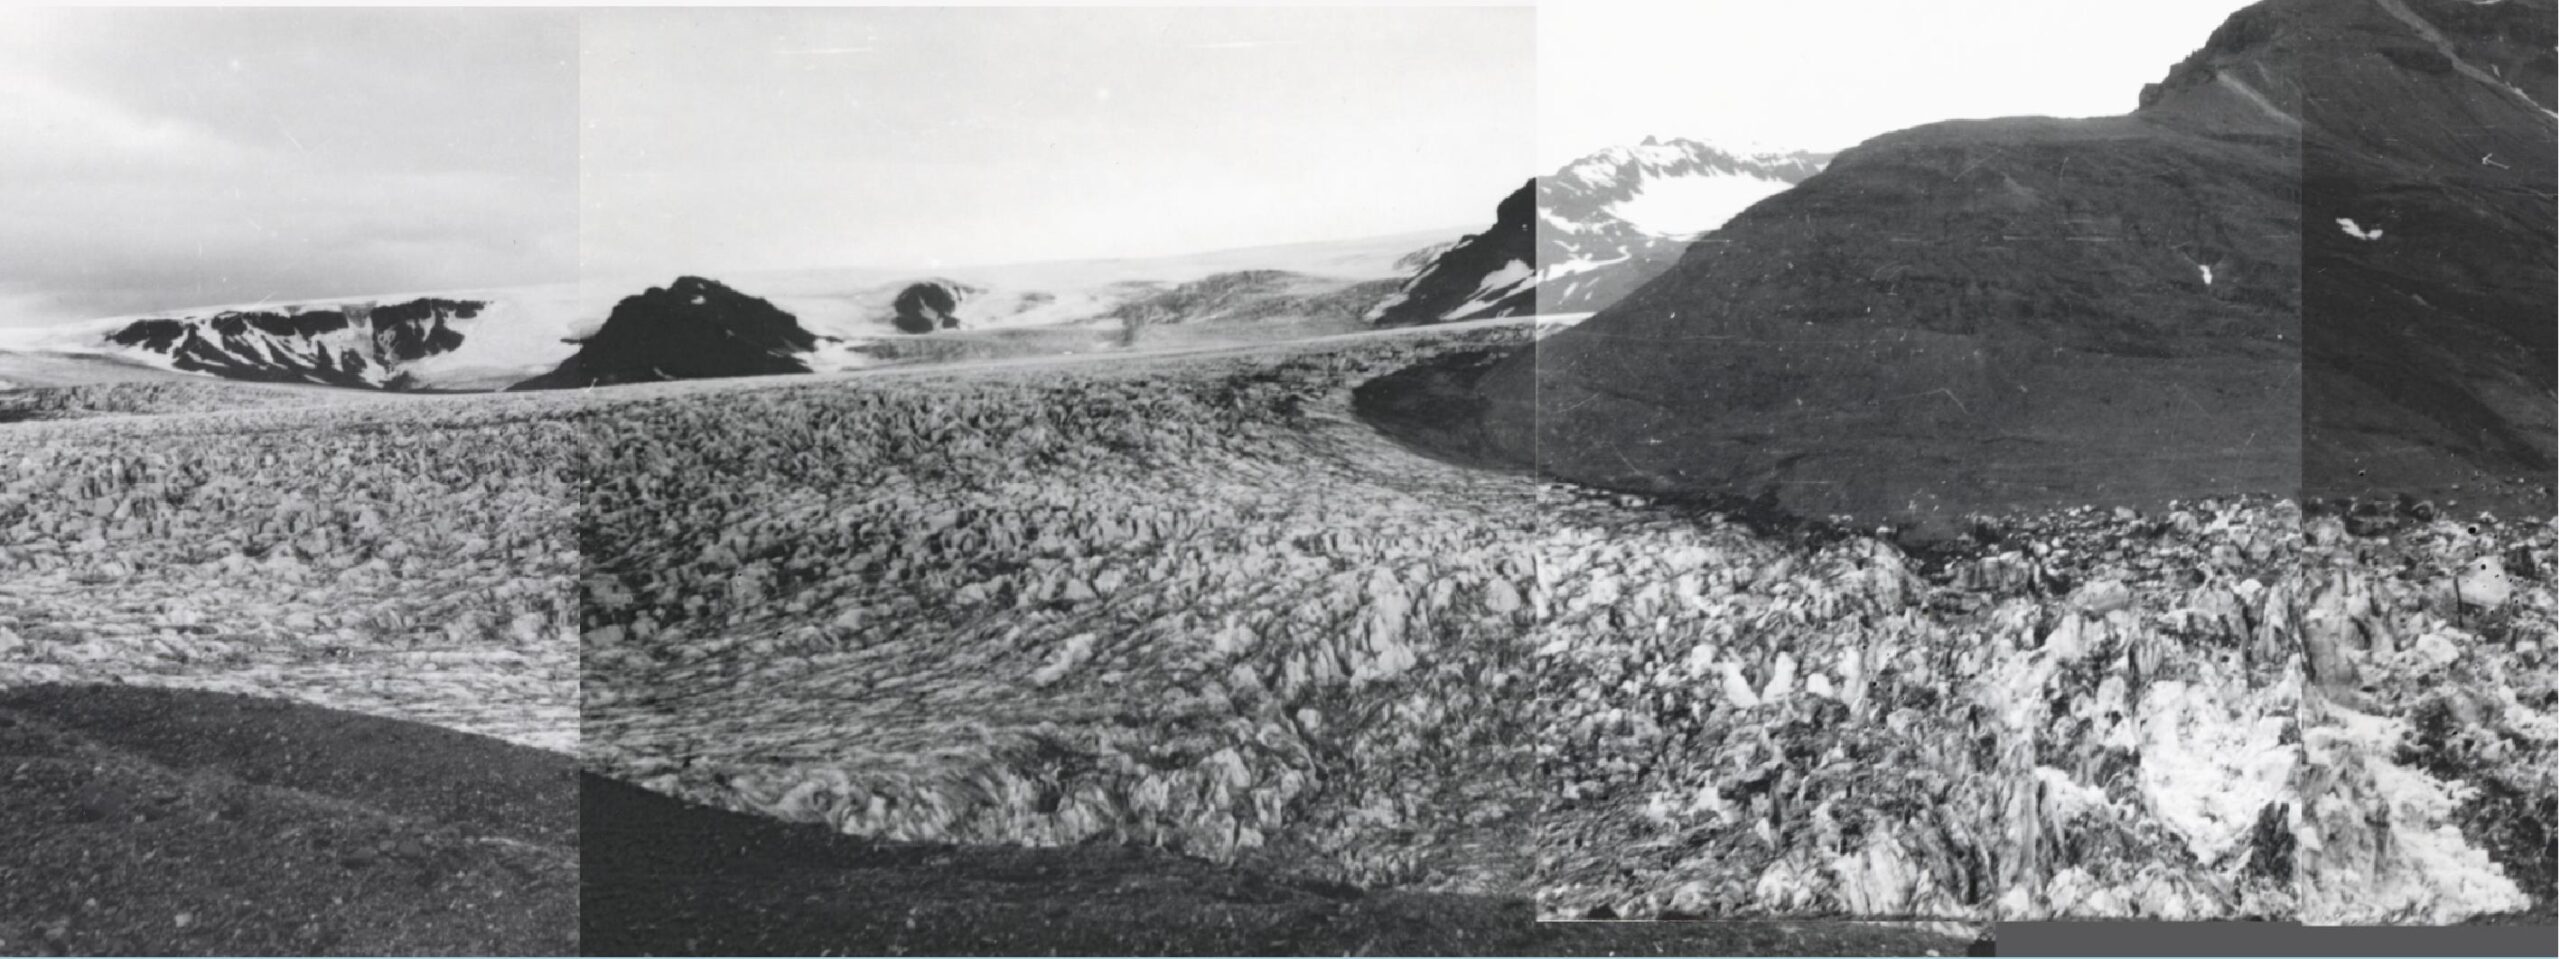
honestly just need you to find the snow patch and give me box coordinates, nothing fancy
[390,286,595,389]
[2134,676,2298,866]
[1361,290,1411,323]
[1452,259,1533,317]
[1604,172,1794,238]
[1536,254,1628,281]
[2337,218,2385,241]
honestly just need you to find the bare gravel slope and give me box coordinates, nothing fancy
[0,685,576,956]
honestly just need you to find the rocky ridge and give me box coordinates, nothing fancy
[96,298,482,390]
[513,276,817,390]
[891,280,980,334]
[1372,139,1830,326]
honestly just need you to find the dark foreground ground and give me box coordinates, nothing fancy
[0,684,576,956]
[582,773,1980,956]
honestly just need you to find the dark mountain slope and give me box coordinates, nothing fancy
[1464,0,2554,521]
[0,686,574,955]
[1370,181,1536,325]
[1531,139,1833,314]
[891,280,978,334]
[2291,0,2556,506]
[512,276,815,390]
[1372,141,1833,326]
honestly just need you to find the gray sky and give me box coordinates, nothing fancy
[0,7,578,327]
[1539,0,2259,167]
[578,6,1536,278]
[0,2,2271,326]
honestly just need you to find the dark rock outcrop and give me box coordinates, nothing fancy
[105,318,187,352]
[1372,141,1833,326]
[512,277,814,390]
[237,308,350,339]
[1369,181,1535,326]
[2288,0,2557,508]
[891,281,976,334]
[367,298,476,361]
[1531,138,1832,314]
[1464,0,2555,521]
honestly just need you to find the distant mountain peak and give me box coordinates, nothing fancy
[513,277,815,390]
[63,296,486,390]
[1372,137,1833,326]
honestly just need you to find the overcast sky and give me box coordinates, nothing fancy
[578,6,1535,278]
[0,7,578,327]
[0,2,2272,327]
[1539,0,2258,168]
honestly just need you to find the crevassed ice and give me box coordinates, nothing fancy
[2135,675,2299,867]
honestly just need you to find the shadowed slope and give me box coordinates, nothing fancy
[1371,181,1537,325]
[513,276,815,390]
[578,772,1973,957]
[0,685,575,956]
[2291,0,2557,508]
[1469,0,2554,521]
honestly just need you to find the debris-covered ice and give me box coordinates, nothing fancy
[0,387,583,752]
[10,321,2544,929]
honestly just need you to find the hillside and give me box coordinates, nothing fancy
[1460,0,2555,521]
[580,772,1971,956]
[511,276,817,390]
[0,686,575,956]
[2286,0,2558,506]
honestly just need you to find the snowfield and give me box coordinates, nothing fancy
[3,318,2546,926]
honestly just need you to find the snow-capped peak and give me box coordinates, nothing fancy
[1552,136,1830,198]
[1374,136,1834,325]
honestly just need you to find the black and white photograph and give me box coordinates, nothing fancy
[0,0,2552,956]
[0,7,582,955]
[1455,0,2558,933]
